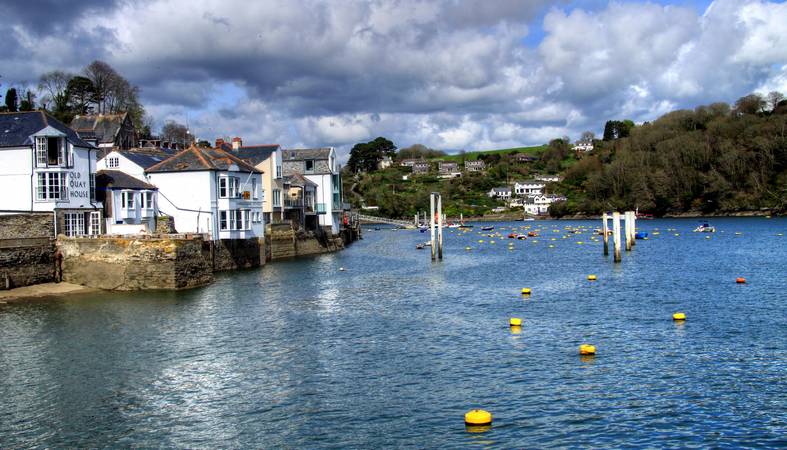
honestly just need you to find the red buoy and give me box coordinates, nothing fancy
[736,277,746,284]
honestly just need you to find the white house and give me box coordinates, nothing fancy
[281,147,344,234]
[514,180,546,196]
[0,111,102,236]
[97,148,177,181]
[534,174,561,183]
[524,194,567,216]
[573,141,594,153]
[96,170,159,234]
[488,187,512,200]
[145,146,264,241]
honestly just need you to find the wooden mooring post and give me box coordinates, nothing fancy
[437,195,443,260]
[602,212,609,256]
[613,211,622,263]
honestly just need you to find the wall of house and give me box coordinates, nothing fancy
[105,189,158,234]
[97,151,146,180]
[305,173,340,234]
[147,171,214,236]
[0,147,34,211]
[58,236,214,290]
[33,144,98,213]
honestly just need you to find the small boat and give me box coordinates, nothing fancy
[527,231,538,237]
[416,243,425,249]
[516,234,528,240]
[635,232,648,239]
[458,223,474,228]
[481,226,495,231]
[693,223,716,233]
[508,233,517,239]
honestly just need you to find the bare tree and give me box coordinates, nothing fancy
[38,70,72,111]
[767,91,785,113]
[161,120,194,147]
[580,130,595,142]
[84,60,118,114]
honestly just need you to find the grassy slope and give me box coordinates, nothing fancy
[437,145,547,161]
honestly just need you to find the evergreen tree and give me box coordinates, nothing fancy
[4,88,18,112]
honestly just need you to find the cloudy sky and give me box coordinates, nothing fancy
[2,0,786,157]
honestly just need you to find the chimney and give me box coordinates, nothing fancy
[232,137,242,150]
[215,138,225,148]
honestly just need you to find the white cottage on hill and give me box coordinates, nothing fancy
[0,111,102,236]
[145,146,264,240]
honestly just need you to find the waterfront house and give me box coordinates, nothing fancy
[70,113,136,155]
[412,160,430,174]
[220,138,284,225]
[283,173,318,230]
[281,147,343,234]
[98,147,177,181]
[514,180,546,196]
[0,111,102,236]
[96,170,158,234]
[488,187,512,200]
[465,160,485,172]
[145,145,264,240]
[523,194,567,215]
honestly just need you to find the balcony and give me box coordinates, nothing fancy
[284,198,304,208]
[315,203,327,214]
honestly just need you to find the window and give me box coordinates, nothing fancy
[121,191,135,209]
[35,137,67,167]
[36,137,47,166]
[140,191,153,209]
[219,209,251,231]
[89,174,96,201]
[251,178,258,199]
[276,165,282,178]
[272,189,281,207]
[36,172,66,201]
[63,213,85,237]
[89,211,101,235]
[305,160,314,172]
[218,176,240,198]
[107,157,119,168]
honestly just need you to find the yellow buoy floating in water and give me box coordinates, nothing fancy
[587,274,597,281]
[464,409,492,426]
[465,246,472,251]
[521,288,531,295]
[579,344,596,355]
[509,317,522,327]
[673,312,686,321]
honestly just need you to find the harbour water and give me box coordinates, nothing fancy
[1,218,785,448]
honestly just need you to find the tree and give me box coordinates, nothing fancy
[580,131,595,142]
[766,91,785,113]
[4,88,18,112]
[161,121,193,146]
[602,120,633,140]
[347,136,397,173]
[734,93,766,115]
[84,60,117,114]
[19,89,35,111]
[67,76,95,115]
[38,70,72,114]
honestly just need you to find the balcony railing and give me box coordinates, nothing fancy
[284,198,304,208]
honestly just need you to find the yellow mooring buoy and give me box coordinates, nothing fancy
[521,288,531,295]
[673,312,686,321]
[587,274,597,281]
[579,344,596,355]
[510,317,522,327]
[465,409,492,426]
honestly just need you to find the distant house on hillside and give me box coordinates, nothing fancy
[524,194,566,216]
[514,180,546,196]
[70,113,136,154]
[573,141,594,154]
[378,155,393,170]
[488,187,512,200]
[400,158,420,167]
[465,160,485,172]
[514,153,537,163]
[438,161,460,178]
[412,161,430,174]
[535,174,560,183]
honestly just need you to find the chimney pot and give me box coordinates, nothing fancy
[232,137,242,150]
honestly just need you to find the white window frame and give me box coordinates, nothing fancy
[63,212,85,237]
[107,156,119,168]
[219,209,251,231]
[218,176,240,199]
[276,165,282,178]
[88,211,101,235]
[251,178,258,199]
[140,191,154,209]
[305,160,315,172]
[36,172,67,201]
[272,189,281,207]
[121,191,135,209]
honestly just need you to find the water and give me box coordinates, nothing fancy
[1,218,785,448]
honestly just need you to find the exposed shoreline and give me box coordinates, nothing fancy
[0,282,98,304]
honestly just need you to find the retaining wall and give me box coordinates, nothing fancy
[0,214,56,289]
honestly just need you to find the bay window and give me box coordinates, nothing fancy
[140,191,154,209]
[121,191,135,209]
[218,209,252,231]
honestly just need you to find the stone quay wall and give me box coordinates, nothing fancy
[210,238,266,272]
[0,214,56,289]
[266,224,344,261]
[58,236,214,290]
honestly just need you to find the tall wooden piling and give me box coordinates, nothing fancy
[613,211,622,262]
[430,195,436,261]
[624,211,632,251]
[437,194,443,260]
[602,212,609,256]
[630,211,637,246]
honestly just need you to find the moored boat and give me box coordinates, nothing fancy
[693,223,716,233]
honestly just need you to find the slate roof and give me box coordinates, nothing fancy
[117,149,178,169]
[146,145,262,173]
[96,170,157,190]
[232,144,280,166]
[0,111,93,148]
[281,147,332,161]
[285,173,318,187]
[70,113,128,144]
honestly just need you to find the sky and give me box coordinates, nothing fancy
[1,0,786,159]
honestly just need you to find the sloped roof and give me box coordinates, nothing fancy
[285,173,318,187]
[233,144,280,166]
[281,147,332,161]
[96,170,157,190]
[0,111,93,148]
[70,113,129,144]
[146,145,262,173]
[118,149,177,169]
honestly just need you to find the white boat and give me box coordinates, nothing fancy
[693,223,716,233]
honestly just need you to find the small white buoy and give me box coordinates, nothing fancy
[339,267,346,271]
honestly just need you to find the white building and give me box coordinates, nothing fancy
[281,147,344,234]
[0,111,102,236]
[514,180,546,196]
[524,194,567,216]
[98,148,177,181]
[96,170,159,234]
[573,141,594,153]
[534,174,560,183]
[488,187,512,200]
[145,146,264,241]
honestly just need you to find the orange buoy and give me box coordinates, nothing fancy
[736,277,746,284]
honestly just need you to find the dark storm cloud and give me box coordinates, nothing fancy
[0,0,129,35]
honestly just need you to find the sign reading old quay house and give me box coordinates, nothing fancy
[0,111,102,236]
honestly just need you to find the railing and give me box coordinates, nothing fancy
[356,213,415,228]
[284,198,303,208]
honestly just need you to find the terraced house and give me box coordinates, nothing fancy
[0,111,102,236]
[281,147,344,234]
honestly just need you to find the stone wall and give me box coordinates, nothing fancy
[58,236,213,290]
[0,239,55,289]
[211,238,265,271]
[265,223,344,261]
[0,213,53,239]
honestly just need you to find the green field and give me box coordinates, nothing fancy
[438,145,547,161]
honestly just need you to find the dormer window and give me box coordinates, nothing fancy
[107,156,119,168]
[35,136,68,167]
[305,160,314,172]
